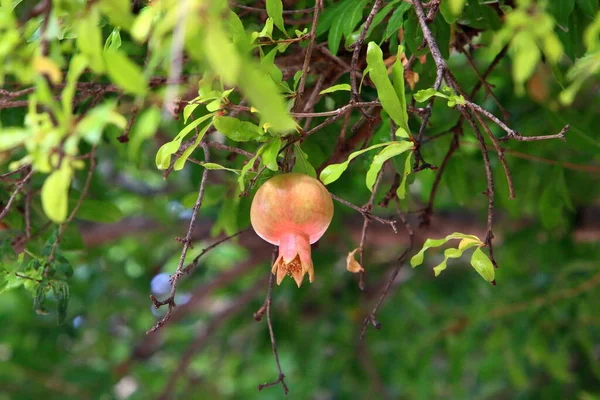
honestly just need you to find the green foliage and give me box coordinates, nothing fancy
[0,0,599,398]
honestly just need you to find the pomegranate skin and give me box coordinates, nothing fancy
[250,173,334,286]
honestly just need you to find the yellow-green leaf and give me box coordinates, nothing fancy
[365,141,414,191]
[471,247,495,283]
[104,50,148,95]
[41,164,73,223]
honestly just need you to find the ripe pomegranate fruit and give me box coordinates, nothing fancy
[250,173,334,287]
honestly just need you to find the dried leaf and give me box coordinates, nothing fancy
[346,248,364,273]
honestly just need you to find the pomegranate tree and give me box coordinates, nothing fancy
[250,173,334,287]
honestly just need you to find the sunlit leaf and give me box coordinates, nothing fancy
[366,42,408,129]
[319,141,393,185]
[41,164,73,223]
[266,0,285,33]
[104,50,148,95]
[365,141,413,191]
[470,247,495,283]
[319,84,351,95]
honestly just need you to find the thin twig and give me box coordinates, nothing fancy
[205,140,255,158]
[257,247,289,395]
[358,166,386,290]
[294,0,322,111]
[331,193,397,231]
[459,107,498,272]
[147,143,210,335]
[117,106,140,143]
[471,109,516,199]
[361,198,414,339]
[465,101,569,142]
[0,169,35,221]
[350,0,383,106]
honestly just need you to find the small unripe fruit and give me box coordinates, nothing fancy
[250,173,334,287]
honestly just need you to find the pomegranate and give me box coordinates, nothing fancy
[250,173,334,287]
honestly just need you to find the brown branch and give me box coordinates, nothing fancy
[350,0,383,105]
[465,101,569,142]
[116,106,140,143]
[230,2,315,14]
[459,107,498,272]
[471,109,516,200]
[361,198,414,339]
[147,143,211,335]
[205,140,255,158]
[358,166,386,290]
[0,168,34,221]
[330,193,397,231]
[257,247,289,395]
[294,0,322,111]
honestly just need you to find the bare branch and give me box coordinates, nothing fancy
[361,198,414,339]
[257,247,289,395]
[147,143,211,334]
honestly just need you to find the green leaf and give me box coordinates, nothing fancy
[405,11,425,56]
[383,2,411,42]
[365,142,414,191]
[396,150,413,199]
[74,199,123,223]
[129,107,161,161]
[214,116,264,142]
[238,60,297,134]
[432,239,481,276]
[511,31,541,94]
[470,247,495,283]
[266,0,285,33]
[52,280,70,324]
[328,0,369,55]
[577,0,598,17]
[104,28,122,51]
[0,128,28,151]
[238,151,261,191]
[34,283,49,315]
[173,122,213,171]
[292,144,317,178]
[261,138,281,171]
[184,104,200,123]
[366,42,408,128]
[41,164,73,223]
[547,0,575,26]
[410,238,449,267]
[204,23,240,85]
[99,0,134,29]
[410,233,482,267]
[104,50,148,95]
[319,84,351,95]
[155,112,215,170]
[131,6,155,42]
[76,102,126,145]
[201,163,240,174]
[62,55,88,120]
[391,45,410,133]
[319,141,393,185]
[439,0,466,24]
[414,88,447,102]
[76,10,105,73]
[365,0,401,39]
